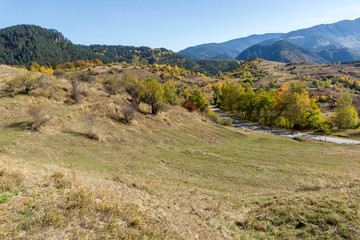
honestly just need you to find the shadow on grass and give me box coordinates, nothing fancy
[62,130,89,138]
[6,121,32,131]
[62,130,100,141]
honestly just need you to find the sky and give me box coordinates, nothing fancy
[0,0,360,51]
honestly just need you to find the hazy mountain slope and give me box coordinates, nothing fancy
[318,48,360,63]
[278,17,360,51]
[178,33,283,60]
[180,17,360,62]
[236,40,328,63]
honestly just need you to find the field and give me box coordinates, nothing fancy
[0,64,360,239]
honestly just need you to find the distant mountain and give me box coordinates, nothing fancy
[318,48,360,63]
[236,40,328,63]
[180,17,360,62]
[0,25,240,76]
[277,18,360,51]
[178,33,283,60]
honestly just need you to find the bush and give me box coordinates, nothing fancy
[70,78,81,103]
[2,78,19,95]
[28,106,50,131]
[77,71,95,82]
[206,110,221,123]
[188,89,209,112]
[53,70,65,78]
[84,110,100,141]
[183,101,197,112]
[221,118,234,126]
[121,104,136,123]
[290,70,300,76]
[3,72,41,94]
[103,77,123,95]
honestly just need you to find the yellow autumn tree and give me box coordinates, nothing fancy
[334,92,358,130]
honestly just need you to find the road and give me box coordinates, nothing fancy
[210,105,360,145]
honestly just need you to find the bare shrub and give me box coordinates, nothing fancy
[2,78,19,95]
[19,72,41,94]
[86,130,100,141]
[38,75,58,99]
[84,109,100,141]
[2,72,41,95]
[53,70,65,78]
[109,104,137,124]
[28,106,50,131]
[121,104,136,123]
[70,78,81,103]
[84,110,97,133]
[103,77,123,95]
[77,71,95,83]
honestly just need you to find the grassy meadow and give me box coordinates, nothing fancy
[0,64,359,239]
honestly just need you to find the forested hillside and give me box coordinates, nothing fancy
[0,25,240,76]
[236,40,329,63]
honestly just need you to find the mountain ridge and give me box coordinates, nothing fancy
[235,40,329,63]
[179,17,360,62]
[178,33,283,60]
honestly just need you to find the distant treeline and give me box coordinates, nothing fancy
[0,25,240,76]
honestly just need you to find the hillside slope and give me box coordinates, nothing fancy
[0,65,360,239]
[318,48,360,62]
[236,40,328,63]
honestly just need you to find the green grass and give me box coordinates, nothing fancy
[1,84,360,238]
[2,116,360,195]
[0,189,22,204]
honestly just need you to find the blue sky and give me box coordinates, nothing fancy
[0,0,360,51]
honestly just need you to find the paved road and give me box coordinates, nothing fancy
[210,105,360,145]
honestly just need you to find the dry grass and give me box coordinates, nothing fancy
[0,157,171,239]
[1,65,360,239]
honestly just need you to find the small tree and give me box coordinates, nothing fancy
[212,82,222,106]
[334,93,358,130]
[188,88,209,112]
[319,120,334,138]
[139,77,164,114]
[163,80,178,105]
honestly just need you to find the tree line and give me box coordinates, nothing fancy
[0,25,240,76]
[213,81,359,132]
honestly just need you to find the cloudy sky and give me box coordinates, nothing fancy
[0,0,359,51]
